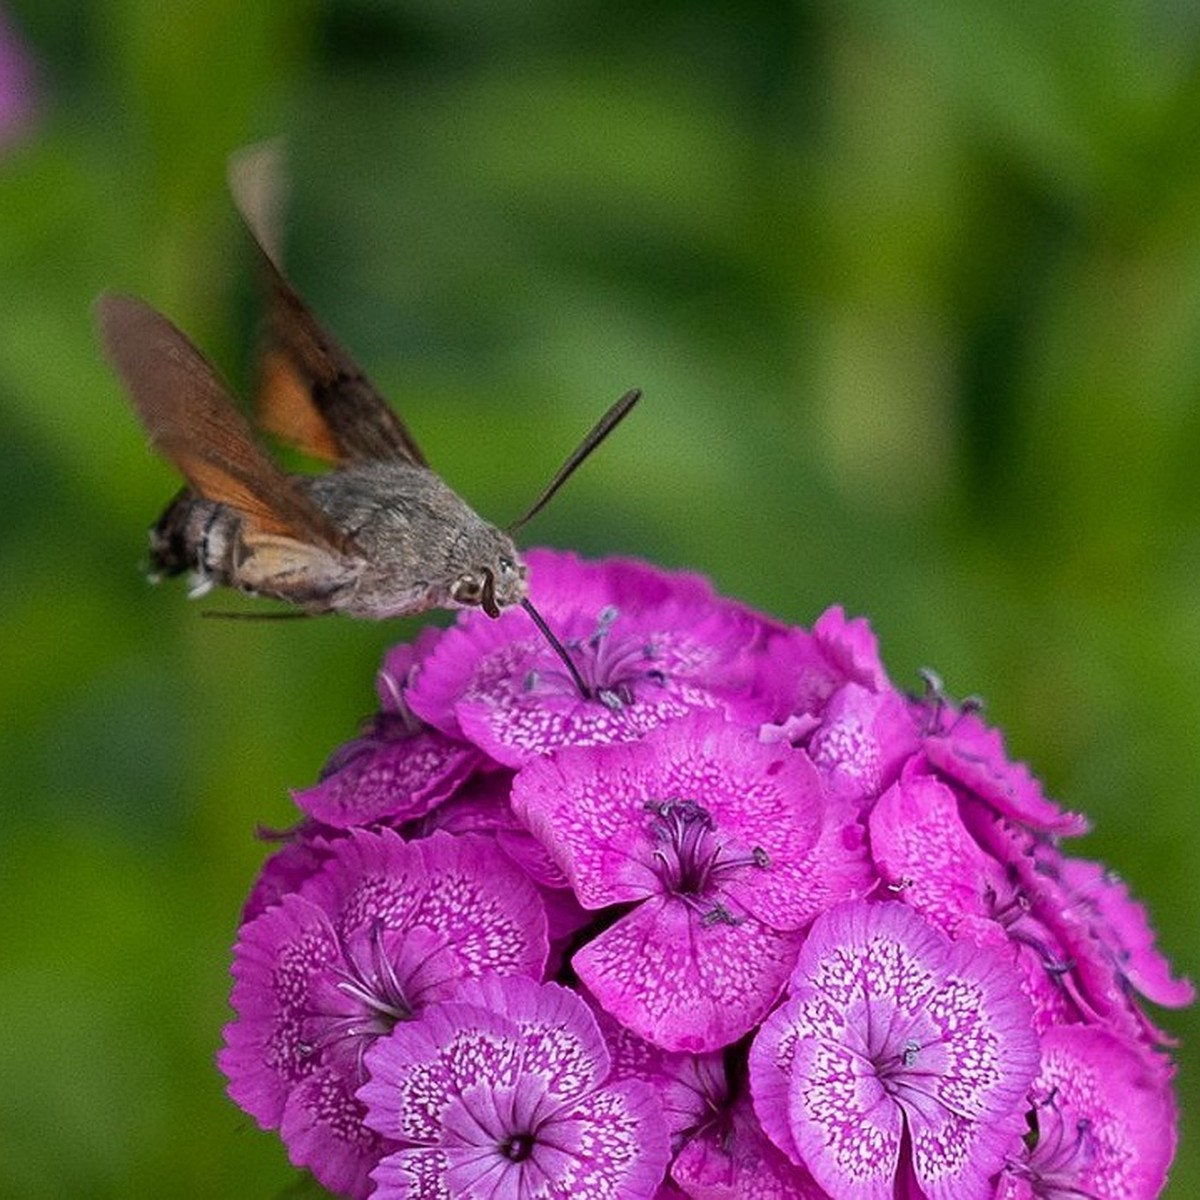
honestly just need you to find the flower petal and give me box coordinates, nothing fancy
[220,893,340,1127]
[293,728,478,828]
[750,902,1038,1200]
[574,895,798,1052]
[281,1067,391,1200]
[1018,1024,1176,1199]
[923,711,1087,836]
[869,766,999,933]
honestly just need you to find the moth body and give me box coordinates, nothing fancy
[149,462,527,618]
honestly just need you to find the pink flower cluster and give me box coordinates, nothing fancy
[221,550,1191,1199]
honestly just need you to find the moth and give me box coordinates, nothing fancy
[96,155,638,640]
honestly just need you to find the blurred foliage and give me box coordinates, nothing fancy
[1,1,1198,1195]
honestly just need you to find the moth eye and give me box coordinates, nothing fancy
[498,556,516,578]
[451,575,483,605]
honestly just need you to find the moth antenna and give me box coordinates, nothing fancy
[520,598,592,700]
[508,388,641,533]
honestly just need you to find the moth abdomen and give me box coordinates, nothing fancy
[148,490,236,583]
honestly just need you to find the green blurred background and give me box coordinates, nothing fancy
[1,1,1198,1195]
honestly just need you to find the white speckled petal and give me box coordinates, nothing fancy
[574,895,799,1052]
[756,902,1038,1200]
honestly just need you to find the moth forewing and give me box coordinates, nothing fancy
[97,292,356,553]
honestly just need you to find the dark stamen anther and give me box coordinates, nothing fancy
[590,605,619,647]
[521,598,592,699]
[702,902,741,927]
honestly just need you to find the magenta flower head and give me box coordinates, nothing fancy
[220,829,548,1198]
[750,900,1040,1200]
[357,974,671,1199]
[217,550,1189,1198]
[513,713,871,1051]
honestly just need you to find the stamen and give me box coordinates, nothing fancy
[644,799,767,917]
[589,605,619,648]
[519,602,667,709]
[985,882,1078,979]
[375,667,405,713]
[701,902,742,927]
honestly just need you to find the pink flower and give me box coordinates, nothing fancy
[513,713,870,1051]
[750,901,1040,1200]
[997,1025,1177,1200]
[220,829,548,1198]
[359,974,671,1198]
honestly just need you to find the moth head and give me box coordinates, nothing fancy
[450,554,527,618]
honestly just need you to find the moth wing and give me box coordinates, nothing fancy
[228,142,429,469]
[96,292,359,559]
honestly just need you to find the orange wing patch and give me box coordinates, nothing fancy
[257,348,342,463]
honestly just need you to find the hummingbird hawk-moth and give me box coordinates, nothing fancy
[96,154,639,631]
